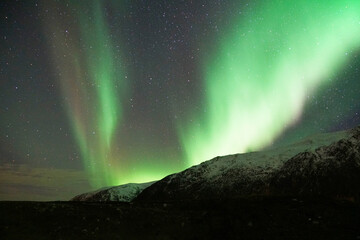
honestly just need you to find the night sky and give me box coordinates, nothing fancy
[1,0,360,200]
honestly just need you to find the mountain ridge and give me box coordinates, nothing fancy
[71,182,155,202]
[71,126,360,202]
[135,127,359,202]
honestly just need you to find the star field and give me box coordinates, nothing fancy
[0,0,359,199]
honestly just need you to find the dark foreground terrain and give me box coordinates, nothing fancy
[1,197,360,239]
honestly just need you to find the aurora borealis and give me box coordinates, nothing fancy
[178,0,360,165]
[1,0,360,200]
[45,1,128,188]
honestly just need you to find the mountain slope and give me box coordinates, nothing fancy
[135,127,359,202]
[71,182,155,202]
[270,127,360,199]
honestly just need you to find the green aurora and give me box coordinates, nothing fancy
[43,0,360,188]
[74,2,124,187]
[178,0,360,165]
[45,1,128,188]
[44,0,182,188]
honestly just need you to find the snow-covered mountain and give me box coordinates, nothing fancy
[135,127,360,202]
[71,182,155,202]
[270,127,360,199]
[72,127,360,202]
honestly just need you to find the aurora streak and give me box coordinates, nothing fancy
[178,0,360,165]
[2,0,360,199]
[41,0,360,187]
[45,1,127,188]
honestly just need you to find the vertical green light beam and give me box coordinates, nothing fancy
[76,0,125,187]
[178,0,360,165]
[44,0,127,188]
[85,2,119,149]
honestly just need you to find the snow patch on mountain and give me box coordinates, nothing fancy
[71,182,155,202]
[135,128,356,201]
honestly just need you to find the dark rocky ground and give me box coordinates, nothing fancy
[1,197,360,239]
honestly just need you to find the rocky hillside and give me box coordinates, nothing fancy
[135,127,359,202]
[270,127,360,200]
[71,182,155,202]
